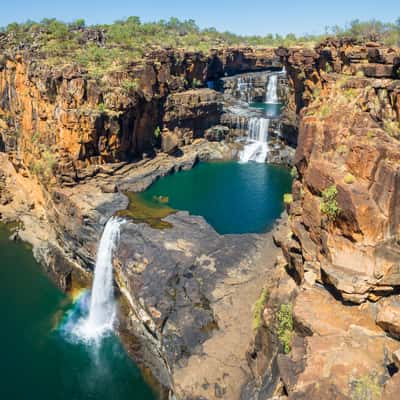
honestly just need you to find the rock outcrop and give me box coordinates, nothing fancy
[0,34,400,400]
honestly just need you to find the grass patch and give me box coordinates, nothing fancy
[351,374,381,400]
[252,288,268,331]
[277,303,293,354]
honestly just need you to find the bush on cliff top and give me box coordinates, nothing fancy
[2,17,400,78]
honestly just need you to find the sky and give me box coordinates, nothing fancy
[1,0,399,36]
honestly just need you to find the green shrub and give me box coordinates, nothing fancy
[290,166,298,178]
[343,88,358,101]
[344,173,355,184]
[351,374,381,400]
[252,288,268,331]
[154,126,161,138]
[325,63,333,73]
[355,69,365,77]
[191,78,203,88]
[283,193,293,205]
[98,103,106,113]
[320,185,341,220]
[383,119,399,139]
[121,79,138,93]
[318,104,331,118]
[277,303,293,354]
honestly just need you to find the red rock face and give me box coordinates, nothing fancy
[0,47,281,186]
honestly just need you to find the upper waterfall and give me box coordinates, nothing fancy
[266,74,279,104]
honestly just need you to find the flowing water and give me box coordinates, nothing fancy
[265,74,279,103]
[239,71,283,163]
[74,217,122,341]
[239,118,270,163]
[0,223,155,399]
[137,161,292,234]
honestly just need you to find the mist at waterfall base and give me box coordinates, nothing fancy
[0,223,155,399]
[138,161,292,234]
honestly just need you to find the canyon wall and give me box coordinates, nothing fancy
[0,35,400,399]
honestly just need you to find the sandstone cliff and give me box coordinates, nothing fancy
[0,34,399,400]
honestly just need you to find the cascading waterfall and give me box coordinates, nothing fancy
[62,217,123,343]
[265,74,279,104]
[239,118,270,163]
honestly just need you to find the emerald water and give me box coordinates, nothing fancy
[138,161,292,234]
[249,102,283,117]
[0,224,155,400]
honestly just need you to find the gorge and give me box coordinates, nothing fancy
[0,18,400,400]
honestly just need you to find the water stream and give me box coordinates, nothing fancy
[238,71,282,163]
[74,217,123,341]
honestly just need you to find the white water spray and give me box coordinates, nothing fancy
[265,74,279,104]
[239,118,270,163]
[73,217,122,341]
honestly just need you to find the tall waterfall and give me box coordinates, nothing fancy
[239,118,270,163]
[67,217,123,342]
[265,74,279,104]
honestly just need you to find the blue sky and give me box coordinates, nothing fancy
[1,0,399,36]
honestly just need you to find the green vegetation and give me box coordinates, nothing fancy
[153,126,161,139]
[30,146,57,181]
[290,166,298,179]
[351,374,381,400]
[344,173,356,184]
[343,88,359,101]
[191,78,203,88]
[320,185,341,220]
[121,79,139,93]
[383,119,400,139]
[283,193,293,205]
[2,17,400,78]
[97,103,106,113]
[325,63,333,73]
[277,303,294,354]
[318,104,331,118]
[252,288,268,331]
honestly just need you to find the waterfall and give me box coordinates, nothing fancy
[239,118,270,163]
[265,74,279,104]
[65,217,123,342]
[237,76,253,103]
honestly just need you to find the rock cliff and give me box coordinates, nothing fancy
[0,34,399,400]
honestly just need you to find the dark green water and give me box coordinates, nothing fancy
[0,224,155,400]
[138,161,292,234]
[249,102,283,117]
